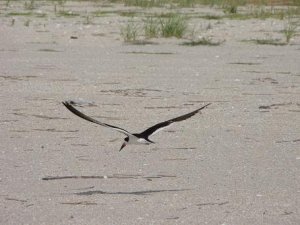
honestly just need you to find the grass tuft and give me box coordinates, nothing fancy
[121,20,139,42]
[176,0,196,7]
[121,13,189,42]
[144,17,160,38]
[160,14,187,38]
[283,18,298,43]
[24,0,35,10]
[5,0,10,7]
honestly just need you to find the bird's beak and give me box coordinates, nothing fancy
[119,142,126,151]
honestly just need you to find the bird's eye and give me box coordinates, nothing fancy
[125,137,129,142]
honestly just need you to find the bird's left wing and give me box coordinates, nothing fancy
[62,101,132,136]
[140,103,211,138]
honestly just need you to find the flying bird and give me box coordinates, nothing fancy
[62,101,211,151]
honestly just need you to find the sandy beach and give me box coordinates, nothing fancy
[0,1,299,224]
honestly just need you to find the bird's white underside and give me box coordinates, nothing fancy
[127,135,151,145]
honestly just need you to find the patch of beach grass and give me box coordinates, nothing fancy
[121,13,189,42]
[175,0,196,7]
[24,0,35,10]
[5,0,10,7]
[121,20,139,42]
[51,0,67,6]
[227,6,300,20]
[111,0,248,8]
[144,17,160,38]
[222,0,241,14]
[282,17,298,43]
[160,14,187,38]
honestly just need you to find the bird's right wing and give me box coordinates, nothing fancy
[62,101,131,136]
[140,103,211,138]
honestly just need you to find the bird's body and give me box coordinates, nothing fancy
[128,135,152,145]
[62,101,210,151]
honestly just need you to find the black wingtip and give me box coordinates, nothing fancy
[62,100,68,106]
[62,100,73,107]
[62,101,75,112]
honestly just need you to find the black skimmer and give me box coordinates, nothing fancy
[62,101,211,151]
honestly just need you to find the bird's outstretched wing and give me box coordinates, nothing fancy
[140,103,211,138]
[62,101,132,136]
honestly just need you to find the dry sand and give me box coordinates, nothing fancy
[0,1,299,225]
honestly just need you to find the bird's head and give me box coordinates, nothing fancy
[119,136,129,151]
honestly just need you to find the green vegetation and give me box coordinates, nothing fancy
[5,0,11,7]
[110,0,300,8]
[283,18,298,43]
[24,0,36,10]
[223,7,300,20]
[119,0,300,8]
[176,0,196,7]
[50,0,67,6]
[121,20,139,42]
[160,14,187,38]
[3,0,299,45]
[222,0,240,14]
[144,17,160,38]
[111,0,300,21]
[121,14,188,41]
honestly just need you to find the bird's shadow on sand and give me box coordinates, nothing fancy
[75,189,189,196]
